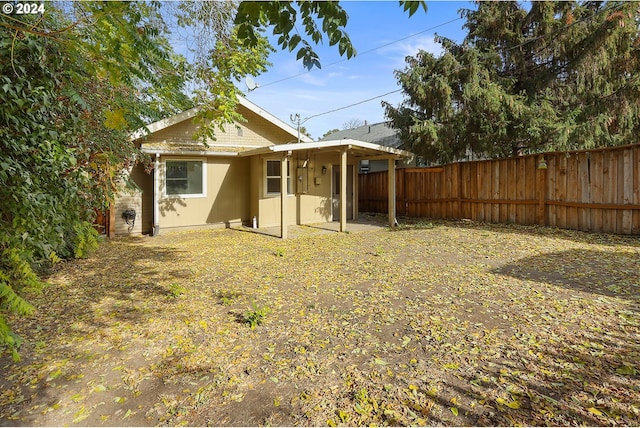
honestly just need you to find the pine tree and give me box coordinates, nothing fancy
[385,1,640,164]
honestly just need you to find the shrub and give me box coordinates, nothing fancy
[0,247,44,361]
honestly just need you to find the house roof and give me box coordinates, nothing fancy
[239,139,413,160]
[131,95,312,143]
[320,122,401,149]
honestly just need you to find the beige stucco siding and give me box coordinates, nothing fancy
[114,192,143,235]
[158,156,250,230]
[254,152,356,228]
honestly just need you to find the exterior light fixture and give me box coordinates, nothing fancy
[538,155,547,170]
[322,165,327,175]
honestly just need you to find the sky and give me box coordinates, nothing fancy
[241,1,472,140]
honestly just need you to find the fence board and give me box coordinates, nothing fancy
[483,161,492,222]
[558,154,568,229]
[546,155,557,227]
[578,152,591,231]
[634,148,640,234]
[602,150,615,233]
[591,152,604,232]
[565,154,578,230]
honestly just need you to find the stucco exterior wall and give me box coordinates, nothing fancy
[253,152,357,228]
[114,192,143,236]
[157,155,250,230]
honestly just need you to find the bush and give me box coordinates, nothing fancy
[0,247,44,361]
[58,221,102,260]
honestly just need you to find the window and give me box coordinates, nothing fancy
[165,160,205,197]
[265,159,291,195]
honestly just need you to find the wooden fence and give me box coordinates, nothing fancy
[359,144,640,235]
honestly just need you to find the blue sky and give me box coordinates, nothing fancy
[242,1,472,140]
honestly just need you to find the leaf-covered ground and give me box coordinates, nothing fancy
[1,219,639,426]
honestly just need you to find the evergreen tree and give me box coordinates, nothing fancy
[384,1,640,164]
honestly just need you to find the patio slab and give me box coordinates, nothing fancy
[232,213,390,238]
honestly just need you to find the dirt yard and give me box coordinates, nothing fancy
[1,219,639,426]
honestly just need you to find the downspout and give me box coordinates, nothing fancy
[153,153,160,236]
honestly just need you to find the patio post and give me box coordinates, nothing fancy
[281,153,288,239]
[340,148,347,232]
[388,157,396,228]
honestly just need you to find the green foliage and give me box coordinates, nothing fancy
[70,222,101,259]
[168,283,186,298]
[191,27,274,142]
[0,3,186,355]
[0,247,43,361]
[244,300,270,329]
[385,1,640,164]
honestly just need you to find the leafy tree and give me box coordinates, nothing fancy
[385,1,640,164]
[0,2,192,359]
[322,129,341,139]
[342,118,365,130]
[299,126,311,139]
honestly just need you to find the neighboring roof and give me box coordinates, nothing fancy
[239,139,413,160]
[320,122,401,149]
[131,95,312,143]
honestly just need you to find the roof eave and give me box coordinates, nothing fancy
[140,147,239,157]
[239,139,414,159]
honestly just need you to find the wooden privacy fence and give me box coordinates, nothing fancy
[359,143,640,235]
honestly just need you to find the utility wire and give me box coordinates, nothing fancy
[259,16,463,89]
[304,89,402,121]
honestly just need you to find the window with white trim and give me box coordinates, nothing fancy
[265,159,291,196]
[165,160,206,197]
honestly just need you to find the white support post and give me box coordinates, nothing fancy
[281,154,288,239]
[353,161,359,221]
[388,157,396,228]
[153,153,160,236]
[340,149,347,232]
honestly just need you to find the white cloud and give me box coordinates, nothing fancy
[376,34,444,69]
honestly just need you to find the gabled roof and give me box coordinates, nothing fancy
[131,95,312,143]
[320,122,401,149]
[240,139,413,160]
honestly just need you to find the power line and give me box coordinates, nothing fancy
[259,16,463,89]
[304,89,402,121]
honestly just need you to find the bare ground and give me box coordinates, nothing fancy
[1,219,639,426]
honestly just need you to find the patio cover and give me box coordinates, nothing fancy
[241,139,414,238]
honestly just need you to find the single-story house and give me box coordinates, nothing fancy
[114,96,413,238]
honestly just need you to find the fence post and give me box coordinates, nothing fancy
[107,202,116,237]
[402,167,408,216]
[537,155,547,226]
[456,163,462,219]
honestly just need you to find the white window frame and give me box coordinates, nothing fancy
[163,158,207,198]
[264,158,292,197]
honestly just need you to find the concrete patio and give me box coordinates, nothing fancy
[232,213,390,239]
